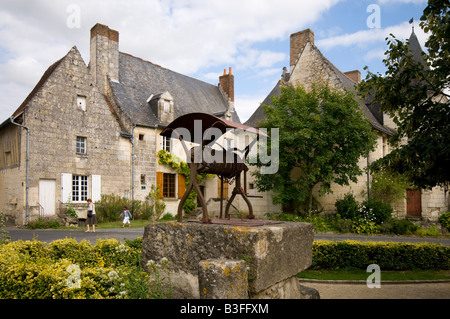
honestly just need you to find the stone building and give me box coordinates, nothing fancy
[0,23,240,225]
[245,28,448,222]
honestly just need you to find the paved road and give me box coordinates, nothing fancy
[5,226,450,245]
[5,226,145,243]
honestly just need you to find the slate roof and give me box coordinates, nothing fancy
[109,52,240,128]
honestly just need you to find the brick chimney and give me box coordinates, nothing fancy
[344,70,361,83]
[89,23,119,94]
[219,67,234,102]
[290,29,314,72]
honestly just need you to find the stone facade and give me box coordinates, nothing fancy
[0,46,131,224]
[244,28,448,221]
[0,23,244,225]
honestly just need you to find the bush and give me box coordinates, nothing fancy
[312,240,450,270]
[95,194,158,222]
[335,193,359,220]
[0,238,150,299]
[391,219,419,235]
[359,198,393,225]
[438,212,450,231]
[26,218,61,229]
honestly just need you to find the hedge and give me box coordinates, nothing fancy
[0,238,149,299]
[312,240,450,270]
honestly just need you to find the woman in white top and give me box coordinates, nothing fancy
[86,198,97,232]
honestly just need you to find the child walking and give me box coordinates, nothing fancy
[120,206,132,228]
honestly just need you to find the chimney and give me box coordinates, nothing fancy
[219,67,234,102]
[89,23,119,94]
[290,29,314,72]
[344,70,361,83]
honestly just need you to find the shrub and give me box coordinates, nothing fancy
[359,198,393,225]
[391,219,419,235]
[26,218,60,229]
[438,212,450,231]
[335,193,359,220]
[95,193,158,222]
[312,240,450,270]
[0,238,150,299]
[369,171,411,205]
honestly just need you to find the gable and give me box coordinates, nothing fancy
[289,42,355,91]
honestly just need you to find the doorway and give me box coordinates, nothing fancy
[406,189,422,217]
[39,179,56,216]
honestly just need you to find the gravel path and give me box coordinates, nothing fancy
[302,281,450,299]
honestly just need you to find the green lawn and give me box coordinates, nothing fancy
[297,269,450,281]
[95,219,151,229]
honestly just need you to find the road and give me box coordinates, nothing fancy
[5,226,450,245]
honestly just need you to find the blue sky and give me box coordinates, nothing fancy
[0,0,429,123]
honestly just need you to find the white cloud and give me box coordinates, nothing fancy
[377,0,427,4]
[317,21,428,50]
[235,95,267,123]
[0,0,342,121]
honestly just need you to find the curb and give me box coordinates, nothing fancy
[298,278,450,285]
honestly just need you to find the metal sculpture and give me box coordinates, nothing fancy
[160,112,267,223]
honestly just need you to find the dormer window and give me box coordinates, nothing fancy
[148,91,174,124]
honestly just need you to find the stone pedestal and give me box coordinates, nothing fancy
[141,220,315,299]
[198,259,248,299]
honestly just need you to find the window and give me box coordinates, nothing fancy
[72,175,88,202]
[141,174,146,185]
[139,134,144,141]
[162,136,171,152]
[76,136,86,154]
[163,100,170,113]
[77,95,86,111]
[163,173,176,198]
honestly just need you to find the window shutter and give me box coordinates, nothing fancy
[217,178,228,199]
[61,173,72,203]
[156,172,164,198]
[178,174,186,199]
[92,175,101,202]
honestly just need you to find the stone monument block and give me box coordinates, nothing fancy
[141,220,314,298]
[198,259,248,299]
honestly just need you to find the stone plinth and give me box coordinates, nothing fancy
[141,220,314,299]
[198,259,248,299]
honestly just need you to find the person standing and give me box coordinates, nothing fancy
[86,199,97,232]
[120,206,132,228]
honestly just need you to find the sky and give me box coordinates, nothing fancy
[0,0,429,123]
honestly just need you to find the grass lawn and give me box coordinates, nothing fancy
[297,269,450,281]
[95,219,151,229]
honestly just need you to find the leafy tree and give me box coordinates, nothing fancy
[252,85,377,214]
[359,0,449,189]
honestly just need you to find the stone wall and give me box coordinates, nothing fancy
[2,46,131,224]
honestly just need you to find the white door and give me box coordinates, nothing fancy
[39,179,56,216]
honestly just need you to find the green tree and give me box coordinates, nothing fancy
[252,85,377,214]
[359,0,449,189]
